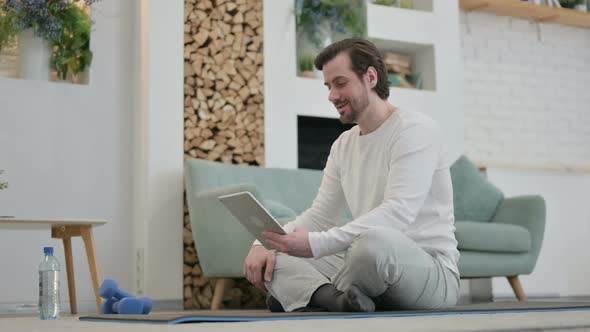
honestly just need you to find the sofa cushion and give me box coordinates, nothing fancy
[263,199,297,221]
[450,156,504,222]
[455,221,531,253]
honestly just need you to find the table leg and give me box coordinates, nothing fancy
[62,236,77,314]
[80,226,102,313]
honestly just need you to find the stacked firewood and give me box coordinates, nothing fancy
[183,0,266,309]
[184,0,265,165]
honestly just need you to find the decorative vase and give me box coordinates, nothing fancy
[17,29,52,81]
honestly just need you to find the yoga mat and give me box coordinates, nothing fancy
[79,301,590,324]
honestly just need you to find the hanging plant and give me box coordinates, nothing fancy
[50,3,93,80]
[558,0,584,8]
[0,0,99,81]
[0,5,18,51]
[295,0,366,49]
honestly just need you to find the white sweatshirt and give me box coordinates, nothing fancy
[283,108,459,276]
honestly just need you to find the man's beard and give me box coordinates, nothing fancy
[339,90,369,124]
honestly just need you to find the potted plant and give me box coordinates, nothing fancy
[558,0,584,8]
[372,0,397,6]
[295,0,366,50]
[0,6,17,51]
[0,0,98,82]
[296,0,366,43]
[298,54,316,78]
[295,0,366,78]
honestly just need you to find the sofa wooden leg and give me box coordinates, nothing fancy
[507,275,527,301]
[211,278,232,310]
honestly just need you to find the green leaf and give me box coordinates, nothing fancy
[49,4,94,80]
[0,6,18,51]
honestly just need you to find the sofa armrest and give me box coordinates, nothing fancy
[186,183,263,278]
[491,195,546,262]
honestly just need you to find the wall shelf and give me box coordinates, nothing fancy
[369,38,436,91]
[460,0,590,29]
[366,3,435,45]
[295,2,437,92]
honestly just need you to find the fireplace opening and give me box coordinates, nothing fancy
[298,115,355,170]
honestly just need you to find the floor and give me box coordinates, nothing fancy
[1,309,590,332]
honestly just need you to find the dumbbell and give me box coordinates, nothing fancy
[99,278,153,314]
[133,296,153,314]
[99,278,133,300]
[102,295,153,314]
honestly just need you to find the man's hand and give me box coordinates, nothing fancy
[264,227,313,258]
[244,245,276,292]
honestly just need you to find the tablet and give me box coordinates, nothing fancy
[218,191,287,249]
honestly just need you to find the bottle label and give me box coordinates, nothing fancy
[39,269,60,319]
[39,271,59,295]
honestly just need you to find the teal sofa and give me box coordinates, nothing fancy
[185,157,545,308]
[450,156,545,301]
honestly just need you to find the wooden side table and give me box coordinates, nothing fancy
[0,217,107,314]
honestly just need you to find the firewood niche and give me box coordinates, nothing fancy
[184,0,265,166]
[183,0,266,310]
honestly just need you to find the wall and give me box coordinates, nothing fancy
[134,0,184,303]
[460,11,590,297]
[461,12,590,171]
[488,168,590,298]
[0,0,136,311]
[0,0,186,311]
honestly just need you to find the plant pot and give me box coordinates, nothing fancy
[67,67,90,85]
[17,29,52,81]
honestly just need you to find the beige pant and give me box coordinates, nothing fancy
[265,228,460,312]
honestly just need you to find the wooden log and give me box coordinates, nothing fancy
[194,30,209,46]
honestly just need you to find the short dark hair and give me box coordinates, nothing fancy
[314,38,390,100]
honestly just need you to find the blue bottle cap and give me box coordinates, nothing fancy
[44,247,54,255]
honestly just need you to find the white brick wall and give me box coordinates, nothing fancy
[460,12,590,172]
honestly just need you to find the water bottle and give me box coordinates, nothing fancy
[38,246,60,320]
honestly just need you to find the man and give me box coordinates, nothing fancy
[244,38,459,312]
